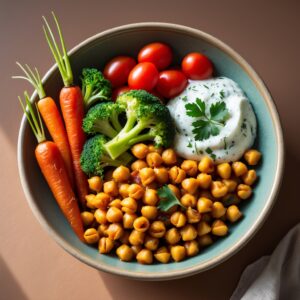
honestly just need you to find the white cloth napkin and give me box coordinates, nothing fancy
[231,223,300,300]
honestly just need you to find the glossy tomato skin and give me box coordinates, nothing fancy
[103,56,136,87]
[138,42,173,70]
[156,70,188,99]
[181,52,213,80]
[112,86,133,100]
[128,62,159,91]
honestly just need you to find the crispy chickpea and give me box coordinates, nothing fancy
[88,176,103,192]
[162,148,177,165]
[186,207,201,223]
[216,163,232,179]
[129,230,145,246]
[226,205,243,223]
[244,149,262,166]
[242,170,257,186]
[197,221,211,236]
[119,183,130,198]
[181,160,198,177]
[184,240,199,257]
[180,194,197,208]
[131,143,149,159]
[94,209,107,225]
[133,216,150,233]
[112,165,130,182]
[144,235,159,251]
[98,224,109,236]
[149,221,166,238]
[182,178,199,194]
[143,189,159,206]
[168,184,181,199]
[84,228,99,244]
[106,207,123,223]
[103,181,119,197]
[232,161,248,177]
[169,166,186,184]
[237,184,252,199]
[139,168,156,186]
[211,220,228,236]
[131,245,142,255]
[211,202,227,219]
[119,231,130,244]
[81,211,94,226]
[170,211,187,228]
[141,206,158,220]
[154,247,171,263]
[89,193,110,209]
[198,234,213,247]
[154,167,169,184]
[165,228,181,245]
[148,144,163,154]
[107,223,124,240]
[116,244,134,262]
[211,181,228,198]
[222,179,238,193]
[123,213,137,229]
[136,249,153,264]
[180,224,198,241]
[99,237,114,254]
[109,199,122,209]
[128,184,144,200]
[197,197,213,213]
[198,156,214,173]
[121,197,138,214]
[131,160,148,171]
[146,152,163,168]
[170,245,186,262]
[197,173,212,189]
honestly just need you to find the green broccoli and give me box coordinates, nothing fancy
[104,90,175,159]
[80,134,133,177]
[82,102,123,138]
[81,68,112,109]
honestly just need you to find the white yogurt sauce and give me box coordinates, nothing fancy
[167,77,257,163]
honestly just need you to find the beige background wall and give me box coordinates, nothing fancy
[1,0,300,299]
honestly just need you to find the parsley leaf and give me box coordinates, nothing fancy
[157,185,185,212]
[210,102,229,123]
[185,98,206,117]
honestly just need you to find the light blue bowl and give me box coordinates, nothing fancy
[18,23,284,280]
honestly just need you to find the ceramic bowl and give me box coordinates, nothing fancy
[18,22,284,280]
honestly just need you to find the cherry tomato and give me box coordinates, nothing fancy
[112,86,133,100]
[181,52,213,80]
[103,56,136,87]
[138,42,173,70]
[156,70,188,98]
[128,62,159,91]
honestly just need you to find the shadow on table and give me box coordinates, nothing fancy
[0,256,28,300]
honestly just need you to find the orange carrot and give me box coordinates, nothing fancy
[19,92,84,241]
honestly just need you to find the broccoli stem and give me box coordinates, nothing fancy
[128,133,154,145]
[110,111,122,132]
[93,121,118,139]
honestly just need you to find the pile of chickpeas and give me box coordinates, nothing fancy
[81,144,261,264]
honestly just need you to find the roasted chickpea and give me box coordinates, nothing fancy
[131,160,148,171]
[84,228,99,244]
[106,207,123,223]
[139,168,156,186]
[198,234,213,247]
[128,184,144,200]
[222,179,238,193]
[237,184,252,199]
[154,247,170,263]
[88,176,103,192]
[226,205,243,223]
[232,162,248,177]
[103,181,118,197]
[181,178,199,194]
[143,189,159,206]
[123,213,137,229]
[81,211,94,226]
[119,231,130,244]
[211,202,227,219]
[211,220,228,236]
[180,194,197,208]
[133,216,150,232]
[181,160,198,177]
[149,221,166,238]
[154,167,169,184]
[88,193,110,209]
[211,181,228,198]
[94,209,107,225]
[184,240,199,257]
[170,211,187,228]
[131,245,142,255]
[131,143,149,159]
[148,144,163,154]
[141,206,158,220]
[197,197,213,213]
[186,207,201,223]
[168,184,181,199]
[146,152,163,168]
[136,249,153,264]
[144,235,159,251]
[180,224,198,241]
[99,237,114,254]
[216,163,231,179]
[165,228,181,245]
[129,229,145,245]
[198,156,214,173]
[116,244,134,261]
[112,165,130,182]
[169,166,186,184]
[119,183,130,198]
[197,173,212,189]
[244,149,262,166]
[242,170,257,186]
[162,148,177,165]
[170,245,186,262]
[109,199,122,209]
[197,221,211,236]
[121,197,137,214]
[106,223,124,240]
[98,224,109,237]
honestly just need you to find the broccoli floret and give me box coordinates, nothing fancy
[81,68,112,109]
[80,134,133,177]
[83,102,123,138]
[104,90,175,159]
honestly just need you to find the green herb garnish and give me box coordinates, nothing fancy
[157,185,185,212]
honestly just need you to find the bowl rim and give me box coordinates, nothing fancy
[18,22,284,281]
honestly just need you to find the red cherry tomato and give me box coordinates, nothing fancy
[156,70,188,98]
[128,62,159,91]
[138,42,173,70]
[103,56,136,87]
[112,86,133,100]
[181,52,213,80]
